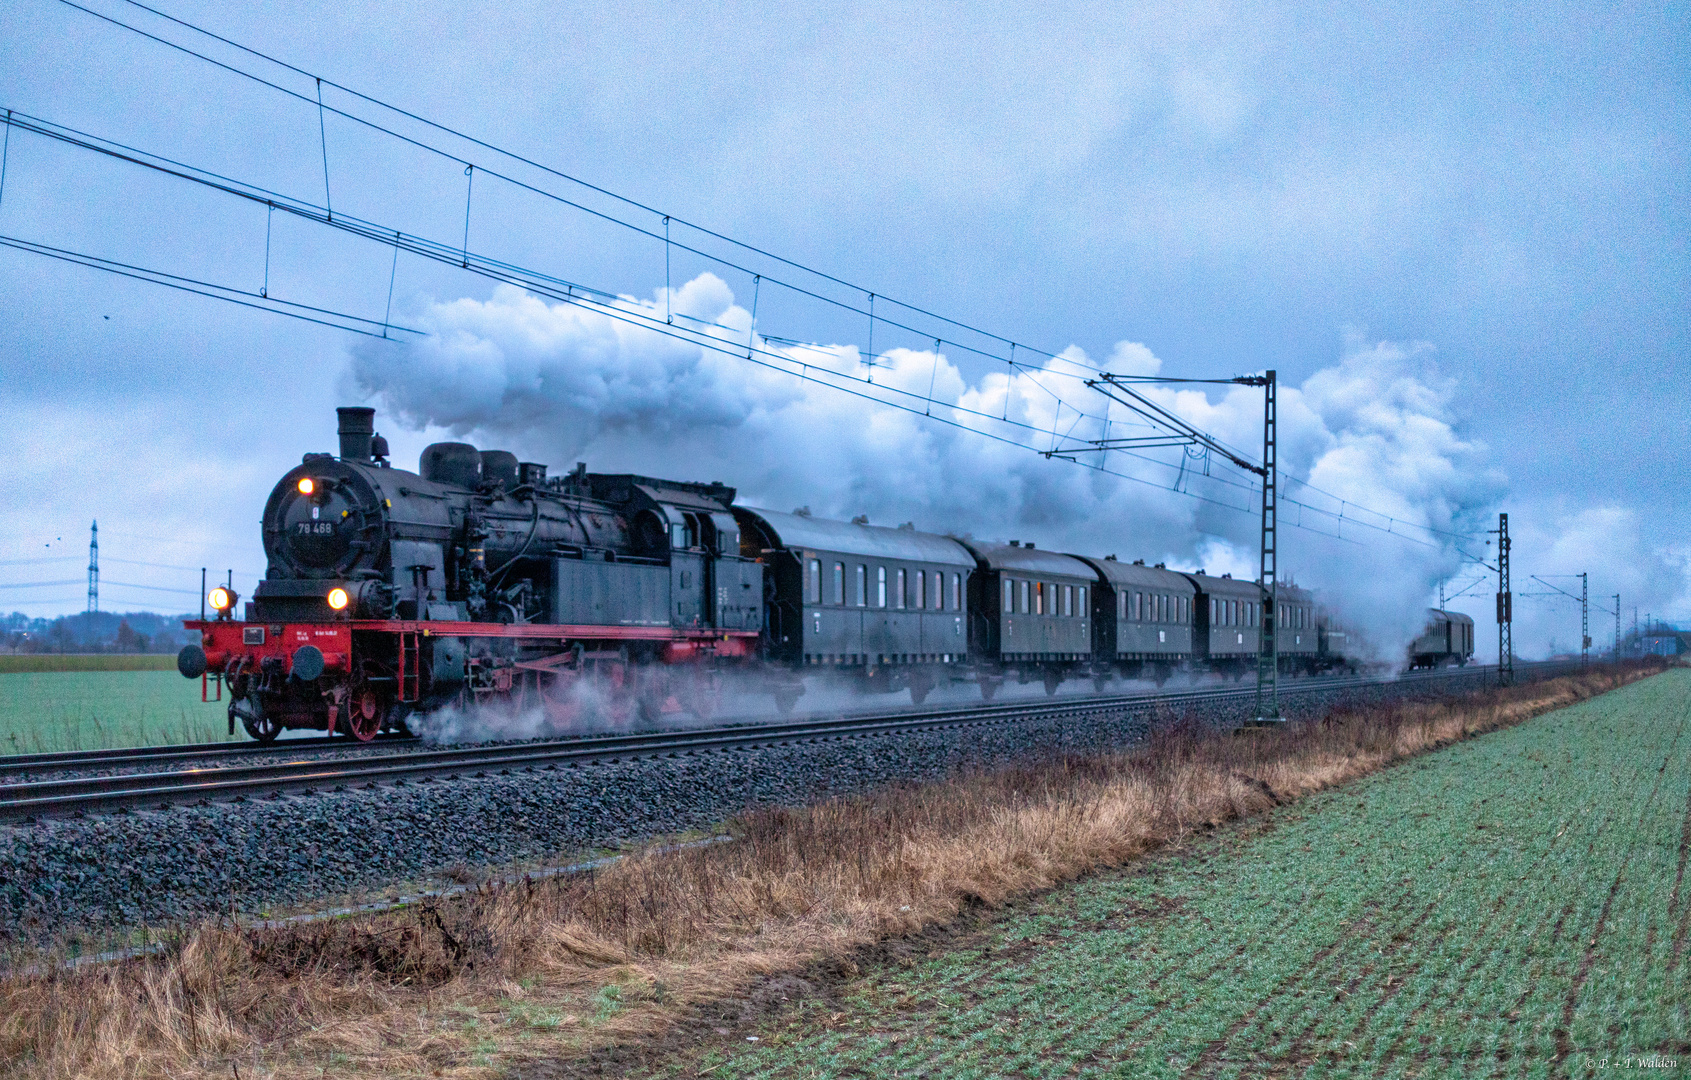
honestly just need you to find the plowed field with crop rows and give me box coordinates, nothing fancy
[663,668,1691,1079]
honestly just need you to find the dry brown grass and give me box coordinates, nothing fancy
[1,662,1670,1078]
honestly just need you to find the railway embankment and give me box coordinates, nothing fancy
[0,661,1667,1079]
[4,669,1506,940]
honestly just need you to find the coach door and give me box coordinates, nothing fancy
[670,513,707,628]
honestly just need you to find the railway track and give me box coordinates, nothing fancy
[0,732,420,780]
[0,663,1543,823]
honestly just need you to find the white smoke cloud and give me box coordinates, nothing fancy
[349,274,1561,658]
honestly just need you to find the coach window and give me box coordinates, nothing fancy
[895,568,907,609]
[915,570,926,610]
[855,564,867,606]
[832,562,845,606]
[1003,577,1014,613]
[934,573,944,610]
[806,559,821,604]
[1033,582,1043,616]
[1078,586,1086,616]
[1020,579,1030,614]
[951,573,961,611]
[877,567,888,608]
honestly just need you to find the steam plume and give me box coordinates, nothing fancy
[352,276,1508,654]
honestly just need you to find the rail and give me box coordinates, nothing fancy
[0,663,1551,823]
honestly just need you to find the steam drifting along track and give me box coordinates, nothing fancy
[0,664,1545,823]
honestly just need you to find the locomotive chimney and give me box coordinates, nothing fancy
[336,407,376,461]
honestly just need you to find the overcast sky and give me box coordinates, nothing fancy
[0,0,1685,655]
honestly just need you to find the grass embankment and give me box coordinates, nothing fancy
[680,666,1691,1079]
[0,662,1672,1078]
[1,659,234,753]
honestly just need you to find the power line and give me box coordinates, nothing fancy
[3,107,1292,522]
[10,8,1490,549]
[0,234,422,338]
[0,577,200,594]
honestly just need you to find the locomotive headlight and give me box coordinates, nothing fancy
[297,477,316,495]
[208,587,233,611]
[326,587,350,611]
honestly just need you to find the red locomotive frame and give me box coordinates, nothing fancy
[188,618,758,740]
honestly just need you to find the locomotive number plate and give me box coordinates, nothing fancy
[295,522,336,535]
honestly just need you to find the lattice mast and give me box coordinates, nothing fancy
[87,520,98,614]
[1495,513,1512,685]
[1255,371,1279,720]
[1580,572,1590,668]
[1071,368,1281,718]
[1614,594,1621,665]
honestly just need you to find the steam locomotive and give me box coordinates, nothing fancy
[177,407,1462,741]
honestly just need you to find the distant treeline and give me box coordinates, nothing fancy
[0,610,197,655]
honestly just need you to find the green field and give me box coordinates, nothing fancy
[0,669,237,753]
[659,668,1691,1078]
[0,653,177,674]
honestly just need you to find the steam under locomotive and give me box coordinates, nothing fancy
[178,407,1471,741]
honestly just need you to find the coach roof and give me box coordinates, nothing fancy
[1072,556,1198,593]
[736,508,976,567]
[958,540,1098,579]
